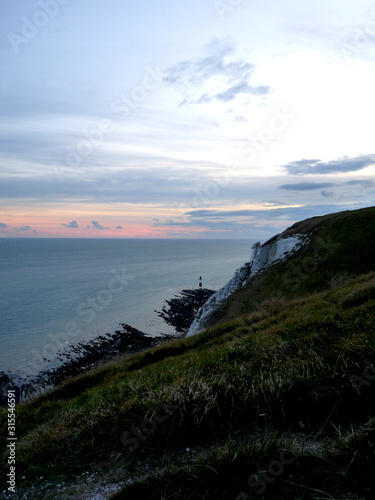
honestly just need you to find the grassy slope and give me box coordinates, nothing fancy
[1,207,375,498]
[1,273,375,498]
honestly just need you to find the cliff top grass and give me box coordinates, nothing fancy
[2,268,375,498]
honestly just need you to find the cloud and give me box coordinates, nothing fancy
[164,38,271,105]
[152,219,190,228]
[116,225,123,229]
[182,204,346,223]
[282,155,375,175]
[0,222,8,228]
[92,220,105,230]
[280,179,374,194]
[321,190,335,198]
[19,226,31,231]
[0,160,215,204]
[346,180,375,188]
[152,205,348,234]
[164,38,239,84]
[62,220,79,228]
[234,116,248,123]
[216,83,271,102]
[279,182,334,191]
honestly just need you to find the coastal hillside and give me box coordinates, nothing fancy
[189,206,375,334]
[1,207,375,499]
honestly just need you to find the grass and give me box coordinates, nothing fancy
[2,269,375,498]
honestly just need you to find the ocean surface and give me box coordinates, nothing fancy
[0,238,255,376]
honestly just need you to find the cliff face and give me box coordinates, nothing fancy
[187,233,308,336]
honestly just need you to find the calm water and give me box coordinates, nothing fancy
[0,238,255,375]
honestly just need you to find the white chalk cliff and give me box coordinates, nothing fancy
[187,233,309,337]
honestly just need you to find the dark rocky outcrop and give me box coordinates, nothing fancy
[156,288,216,334]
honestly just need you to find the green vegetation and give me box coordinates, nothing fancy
[1,207,375,498]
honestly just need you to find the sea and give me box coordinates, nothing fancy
[0,238,255,377]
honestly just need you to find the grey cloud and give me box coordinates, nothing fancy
[280,179,375,193]
[152,218,255,232]
[154,202,370,237]
[0,112,226,179]
[0,166,214,204]
[116,225,123,229]
[62,220,79,228]
[19,226,31,231]
[321,190,335,198]
[234,116,248,123]
[164,38,270,105]
[2,168,366,213]
[3,152,372,219]
[183,205,345,221]
[346,180,375,188]
[279,182,334,191]
[215,82,271,102]
[282,155,375,175]
[164,39,241,84]
[153,218,285,235]
[196,94,211,104]
[0,133,67,163]
[153,220,190,228]
[92,221,105,230]
[0,222,8,228]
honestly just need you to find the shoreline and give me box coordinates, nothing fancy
[0,288,215,406]
[0,324,173,406]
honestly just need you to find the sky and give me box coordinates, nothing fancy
[1,0,375,239]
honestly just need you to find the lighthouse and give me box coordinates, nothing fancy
[199,276,202,291]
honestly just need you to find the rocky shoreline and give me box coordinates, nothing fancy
[0,288,215,406]
[155,287,216,333]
